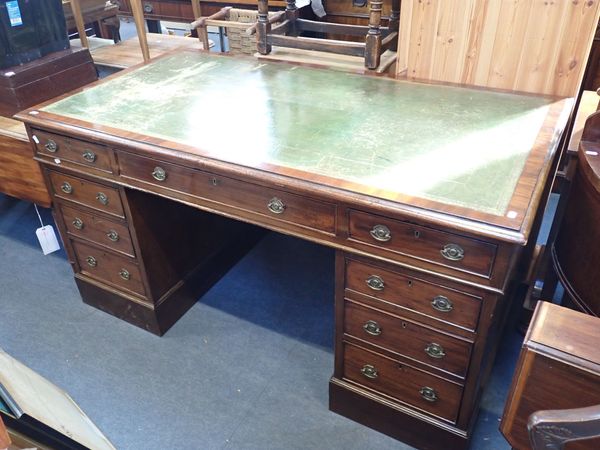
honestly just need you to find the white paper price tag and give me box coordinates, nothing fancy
[36,225,60,255]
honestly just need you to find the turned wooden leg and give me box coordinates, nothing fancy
[257,0,272,54]
[365,0,383,69]
[286,0,299,35]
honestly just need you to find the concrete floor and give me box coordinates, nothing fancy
[0,193,522,449]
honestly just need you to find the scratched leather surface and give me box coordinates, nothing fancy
[42,52,556,216]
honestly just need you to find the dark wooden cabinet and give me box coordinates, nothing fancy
[501,301,600,450]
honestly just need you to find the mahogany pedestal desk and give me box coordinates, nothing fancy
[17,52,570,450]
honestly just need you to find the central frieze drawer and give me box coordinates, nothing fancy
[60,204,135,257]
[71,240,146,297]
[343,343,463,423]
[48,171,124,218]
[345,259,482,332]
[118,152,336,235]
[344,300,472,378]
[348,210,497,278]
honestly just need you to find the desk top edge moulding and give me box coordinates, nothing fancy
[17,51,572,245]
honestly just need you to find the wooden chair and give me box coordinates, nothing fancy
[256,0,400,69]
[528,404,600,449]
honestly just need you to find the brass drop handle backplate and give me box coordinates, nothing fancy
[424,343,446,359]
[106,230,119,242]
[360,364,378,379]
[152,166,167,182]
[82,150,96,163]
[119,269,130,281]
[96,192,109,205]
[267,197,286,214]
[420,386,438,402]
[72,218,84,230]
[365,275,384,291]
[86,256,97,267]
[45,139,58,153]
[431,295,453,313]
[441,243,464,261]
[369,224,391,242]
[61,182,73,194]
[363,320,382,336]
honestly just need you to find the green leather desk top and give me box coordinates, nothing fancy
[41,52,561,217]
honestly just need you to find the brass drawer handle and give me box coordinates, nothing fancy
[60,182,73,194]
[363,320,382,336]
[106,230,119,242]
[360,364,378,379]
[369,224,391,242]
[152,166,167,182]
[441,243,464,261]
[365,275,384,291]
[420,386,438,403]
[431,295,453,313]
[267,197,286,214]
[424,343,446,359]
[82,150,96,163]
[45,139,58,152]
[96,192,109,205]
[72,218,84,230]
[119,269,130,281]
[86,256,97,267]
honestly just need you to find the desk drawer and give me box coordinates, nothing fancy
[343,343,463,423]
[345,259,482,332]
[32,130,113,172]
[72,240,146,297]
[344,301,472,378]
[348,210,497,278]
[48,171,124,218]
[60,205,135,258]
[119,152,336,235]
